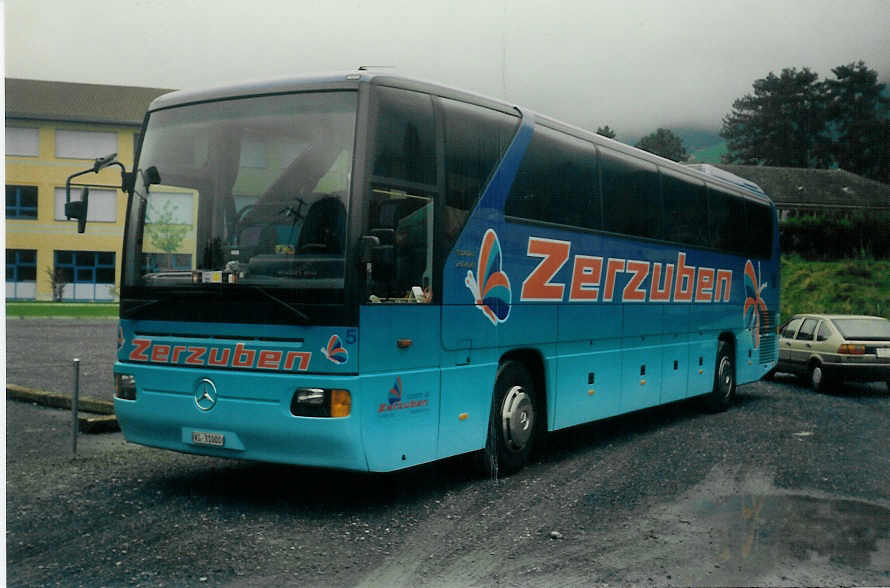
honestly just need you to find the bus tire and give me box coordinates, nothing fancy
[705,340,735,412]
[476,360,538,478]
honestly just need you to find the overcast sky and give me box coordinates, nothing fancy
[6,0,890,138]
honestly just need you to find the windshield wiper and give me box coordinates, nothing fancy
[120,295,175,318]
[249,286,311,324]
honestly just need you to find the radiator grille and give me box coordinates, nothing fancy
[758,310,778,363]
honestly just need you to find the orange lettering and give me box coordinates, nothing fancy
[569,255,603,301]
[520,237,570,301]
[673,252,694,302]
[715,270,732,302]
[602,259,626,302]
[650,263,674,302]
[695,268,715,302]
[622,260,650,302]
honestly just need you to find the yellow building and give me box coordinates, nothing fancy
[5,78,171,301]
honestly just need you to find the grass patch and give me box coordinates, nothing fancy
[781,255,890,320]
[6,302,119,318]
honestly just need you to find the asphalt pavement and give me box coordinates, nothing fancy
[6,318,118,402]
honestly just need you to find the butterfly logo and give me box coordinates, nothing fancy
[465,228,512,325]
[743,260,768,348]
[388,376,402,405]
[321,334,349,365]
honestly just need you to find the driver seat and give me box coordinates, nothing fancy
[297,197,347,254]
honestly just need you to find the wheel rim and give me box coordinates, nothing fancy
[718,356,733,400]
[812,365,822,388]
[501,385,534,453]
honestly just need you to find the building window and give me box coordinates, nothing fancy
[6,249,38,300]
[54,187,118,222]
[142,253,193,273]
[6,126,39,156]
[54,250,116,301]
[6,249,37,282]
[55,129,117,160]
[6,185,38,219]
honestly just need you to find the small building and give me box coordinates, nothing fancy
[6,78,172,301]
[712,164,890,221]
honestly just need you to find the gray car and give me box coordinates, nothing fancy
[775,314,890,392]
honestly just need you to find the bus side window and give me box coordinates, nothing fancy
[708,187,747,254]
[367,86,438,303]
[601,148,660,239]
[440,98,518,252]
[504,126,600,231]
[661,170,708,248]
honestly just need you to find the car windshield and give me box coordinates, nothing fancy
[122,91,356,295]
[832,318,890,341]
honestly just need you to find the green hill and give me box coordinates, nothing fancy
[781,256,890,320]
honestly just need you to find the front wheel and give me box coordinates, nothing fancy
[705,341,735,412]
[476,360,538,478]
[810,363,830,393]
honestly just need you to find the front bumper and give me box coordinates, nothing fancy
[114,363,367,470]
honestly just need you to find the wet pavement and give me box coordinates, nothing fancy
[5,318,890,586]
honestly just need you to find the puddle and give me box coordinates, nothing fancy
[699,493,890,570]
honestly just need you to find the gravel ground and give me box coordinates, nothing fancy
[6,368,890,587]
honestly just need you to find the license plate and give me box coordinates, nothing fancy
[191,431,225,447]
[877,348,890,358]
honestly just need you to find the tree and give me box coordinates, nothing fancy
[823,61,890,182]
[45,266,67,302]
[596,125,617,139]
[145,199,190,261]
[721,67,830,168]
[634,128,689,162]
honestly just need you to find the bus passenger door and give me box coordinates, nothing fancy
[359,188,441,471]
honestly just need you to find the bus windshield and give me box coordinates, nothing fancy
[121,91,357,323]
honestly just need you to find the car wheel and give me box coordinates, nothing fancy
[705,340,735,412]
[476,360,538,478]
[809,362,829,393]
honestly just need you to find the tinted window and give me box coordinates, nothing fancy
[781,318,803,338]
[372,87,436,186]
[505,126,600,230]
[817,322,832,341]
[661,170,708,247]
[746,200,774,259]
[796,318,818,340]
[601,148,660,239]
[708,187,746,253]
[832,318,890,340]
[441,99,517,249]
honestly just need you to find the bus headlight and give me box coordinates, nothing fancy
[291,388,351,418]
[115,373,137,400]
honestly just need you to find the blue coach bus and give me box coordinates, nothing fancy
[72,71,779,475]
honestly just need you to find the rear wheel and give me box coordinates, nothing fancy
[476,360,538,478]
[705,340,735,412]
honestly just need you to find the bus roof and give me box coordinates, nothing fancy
[148,70,773,205]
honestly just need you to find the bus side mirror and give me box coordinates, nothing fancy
[65,187,90,233]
